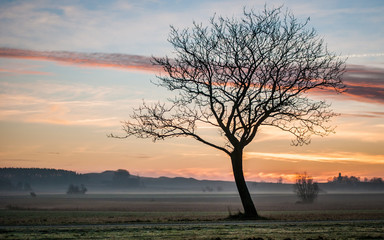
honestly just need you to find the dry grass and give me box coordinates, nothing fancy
[1,193,383,239]
[0,193,383,225]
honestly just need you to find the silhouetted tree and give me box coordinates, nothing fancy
[112,6,345,218]
[294,173,319,203]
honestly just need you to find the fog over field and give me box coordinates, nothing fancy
[1,168,383,195]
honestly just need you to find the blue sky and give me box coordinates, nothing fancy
[0,0,383,182]
[1,0,383,58]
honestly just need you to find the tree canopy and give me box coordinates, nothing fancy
[116,7,345,154]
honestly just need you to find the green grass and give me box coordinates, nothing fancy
[1,221,384,239]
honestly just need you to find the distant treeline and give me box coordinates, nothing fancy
[0,168,86,191]
[324,173,384,191]
[1,167,84,182]
[328,173,383,184]
[0,168,383,193]
[0,168,140,192]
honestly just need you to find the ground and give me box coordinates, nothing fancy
[0,192,383,239]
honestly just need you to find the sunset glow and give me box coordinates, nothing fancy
[1,0,383,183]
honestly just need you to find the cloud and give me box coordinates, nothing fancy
[0,81,136,127]
[245,151,384,165]
[342,65,384,104]
[0,158,35,162]
[0,48,160,73]
[243,171,299,183]
[0,68,51,75]
[342,53,384,58]
[0,0,187,55]
[312,65,384,105]
[0,60,53,75]
[341,112,384,118]
[2,48,384,105]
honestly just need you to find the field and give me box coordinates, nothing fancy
[1,192,383,239]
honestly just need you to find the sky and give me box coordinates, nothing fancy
[0,0,383,183]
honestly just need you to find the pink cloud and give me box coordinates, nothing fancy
[0,68,52,75]
[1,48,383,104]
[342,65,384,104]
[0,48,160,73]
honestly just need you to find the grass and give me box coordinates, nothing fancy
[0,210,227,225]
[262,209,384,221]
[1,193,383,239]
[1,220,384,239]
[1,209,383,226]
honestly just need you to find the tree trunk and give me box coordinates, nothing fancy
[231,148,259,218]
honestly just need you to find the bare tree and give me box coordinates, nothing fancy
[111,6,345,218]
[294,173,319,203]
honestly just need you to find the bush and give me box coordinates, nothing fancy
[294,173,319,203]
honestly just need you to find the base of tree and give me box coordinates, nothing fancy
[226,211,268,220]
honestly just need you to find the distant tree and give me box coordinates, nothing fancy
[294,173,319,203]
[370,177,383,184]
[277,177,283,184]
[111,6,345,218]
[349,176,360,184]
[66,184,87,194]
[202,186,214,192]
[81,184,87,194]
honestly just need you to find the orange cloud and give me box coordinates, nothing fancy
[0,48,161,73]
